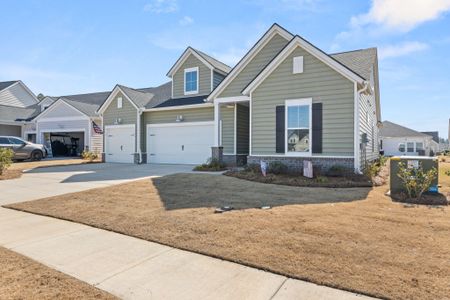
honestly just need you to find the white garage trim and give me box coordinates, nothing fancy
[105,124,136,130]
[39,128,88,149]
[147,121,214,128]
[104,124,136,163]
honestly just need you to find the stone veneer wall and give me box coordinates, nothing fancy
[247,156,354,173]
[223,155,247,167]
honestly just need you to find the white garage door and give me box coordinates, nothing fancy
[147,122,214,164]
[105,125,135,163]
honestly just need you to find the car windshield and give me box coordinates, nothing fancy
[8,137,26,145]
[0,137,10,144]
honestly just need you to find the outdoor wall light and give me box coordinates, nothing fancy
[176,115,184,122]
[114,118,122,125]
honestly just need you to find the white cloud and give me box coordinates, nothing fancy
[353,0,450,32]
[179,16,194,26]
[378,41,429,59]
[144,0,178,14]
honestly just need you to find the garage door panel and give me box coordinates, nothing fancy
[105,125,135,163]
[147,122,214,164]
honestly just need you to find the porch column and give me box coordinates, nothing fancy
[214,102,221,146]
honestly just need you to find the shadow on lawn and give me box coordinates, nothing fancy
[152,173,372,210]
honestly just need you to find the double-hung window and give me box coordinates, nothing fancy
[398,143,405,153]
[407,142,414,153]
[416,142,424,151]
[184,67,198,95]
[286,98,312,155]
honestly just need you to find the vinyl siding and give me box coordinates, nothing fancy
[90,118,103,154]
[251,46,355,156]
[359,90,379,167]
[213,72,225,89]
[103,91,138,151]
[40,101,85,118]
[172,55,211,98]
[218,33,290,98]
[142,107,214,153]
[0,83,37,107]
[0,124,22,136]
[221,106,235,154]
[236,104,249,154]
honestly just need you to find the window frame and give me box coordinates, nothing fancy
[117,97,123,109]
[398,143,406,153]
[285,98,312,157]
[406,142,415,153]
[184,67,199,95]
[415,142,424,151]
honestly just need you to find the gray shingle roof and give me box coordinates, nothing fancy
[117,85,155,108]
[58,91,111,117]
[330,48,377,80]
[379,121,431,138]
[0,103,40,122]
[138,82,172,109]
[191,48,232,74]
[0,81,18,92]
[421,131,439,143]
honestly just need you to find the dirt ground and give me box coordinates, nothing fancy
[0,159,100,180]
[7,170,450,300]
[0,246,116,300]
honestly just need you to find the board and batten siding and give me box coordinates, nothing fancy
[142,107,214,153]
[251,46,355,156]
[221,106,235,154]
[102,91,138,151]
[359,90,379,166]
[0,83,37,108]
[218,33,290,98]
[236,104,249,154]
[172,55,211,98]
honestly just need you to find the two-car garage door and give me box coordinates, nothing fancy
[147,122,214,164]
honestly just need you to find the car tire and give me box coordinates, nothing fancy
[31,150,43,161]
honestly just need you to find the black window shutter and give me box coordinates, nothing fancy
[275,106,285,153]
[312,103,323,153]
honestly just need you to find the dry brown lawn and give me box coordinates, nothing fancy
[0,246,116,299]
[0,159,100,180]
[7,170,450,300]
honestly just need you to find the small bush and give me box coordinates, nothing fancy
[445,170,450,176]
[81,150,98,162]
[244,163,261,173]
[0,148,14,175]
[315,175,329,183]
[268,161,288,175]
[193,157,226,171]
[397,161,438,200]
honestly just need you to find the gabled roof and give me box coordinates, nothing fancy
[118,85,154,108]
[0,81,19,92]
[380,121,431,138]
[138,81,172,109]
[153,95,207,109]
[330,48,377,81]
[0,103,40,122]
[166,47,231,77]
[421,131,439,143]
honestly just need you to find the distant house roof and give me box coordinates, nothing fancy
[421,131,439,143]
[153,95,207,108]
[380,121,431,138]
[330,48,377,81]
[0,103,40,122]
[0,81,18,92]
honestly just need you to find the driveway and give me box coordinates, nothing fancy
[0,163,194,205]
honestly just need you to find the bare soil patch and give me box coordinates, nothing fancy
[7,173,450,300]
[0,246,116,299]
[0,159,101,181]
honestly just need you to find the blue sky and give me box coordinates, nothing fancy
[1,0,449,138]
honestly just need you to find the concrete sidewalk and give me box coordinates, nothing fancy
[0,207,375,300]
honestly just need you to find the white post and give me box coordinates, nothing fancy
[214,103,220,147]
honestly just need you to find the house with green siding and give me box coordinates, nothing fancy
[98,23,380,173]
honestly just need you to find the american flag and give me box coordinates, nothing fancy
[92,122,103,134]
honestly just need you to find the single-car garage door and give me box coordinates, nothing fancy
[147,121,214,164]
[105,125,135,163]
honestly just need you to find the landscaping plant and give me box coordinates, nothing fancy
[193,157,226,171]
[81,150,98,162]
[268,161,288,175]
[0,148,14,175]
[397,161,437,200]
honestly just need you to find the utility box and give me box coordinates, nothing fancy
[390,156,439,195]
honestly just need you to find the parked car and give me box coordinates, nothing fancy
[0,136,47,161]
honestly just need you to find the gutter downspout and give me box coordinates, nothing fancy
[137,109,144,164]
[355,81,370,174]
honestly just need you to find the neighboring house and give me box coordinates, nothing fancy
[0,80,41,138]
[98,23,381,173]
[379,121,438,156]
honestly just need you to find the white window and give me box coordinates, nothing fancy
[286,98,312,155]
[416,142,424,151]
[117,97,123,109]
[184,67,199,95]
[398,143,405,153]
[293,56,304,74]
[407,142,414,152]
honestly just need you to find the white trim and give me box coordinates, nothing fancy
[137,110,142,162]
[38,116,90,122]
[184,67,199,95]
[147,121,214,128]
[207,24,293,102]
[97,86,139,114]
[249,92,253,155]
[210,69,214,92]
[143,103,213,112]
[167,48,214,77]
[284,98,312,157]
[242,36,365,95]
[34,99,90,121]
[117,97,123,108]
[104,124,136,130]
[355,82,369,173]
[3,81,39,104]
[215,96,250,104]
[214,103,220,146]
[39,128,86,133]
[249,154,354,159]
[233,103,237,155]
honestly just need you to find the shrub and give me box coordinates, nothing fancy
[0,148,14,175]
[81,150,98,162]
[315,175,329,183]
[327,165,350,177]
[193,157,226,171]
[268,161,288,175]
[445,170,450,177]
[363,156,388,179]
[397,161,438,200]
[244,163,261,173]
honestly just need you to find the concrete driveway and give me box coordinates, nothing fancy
[0,163,194,205]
